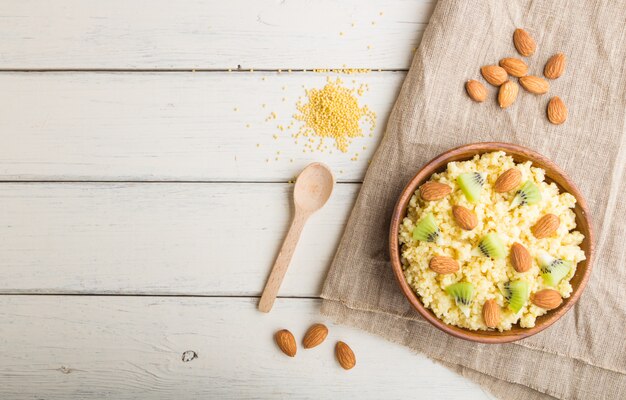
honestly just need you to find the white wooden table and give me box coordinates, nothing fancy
[0,1,495,398]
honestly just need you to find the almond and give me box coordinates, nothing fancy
[544,53,566,79]
[513,28,536,57]
[420,181,452,201]
[519,75,550,94]
[531,289,563,310]
[302,323,328,349]
[465,80,487,102]
[531,214,560,239]
[494,168,522,192]
[547,96,568,125]
[499,58,528,77]
[452,205,478,230]
[481,65,508,86]
[274,329,297,357]
[482,299,501,328]
[429,256,460,274]
[510,242,532,273]
[335,341,356,370]
[498,80,519,108]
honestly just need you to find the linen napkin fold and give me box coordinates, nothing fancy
[320,1,626,398]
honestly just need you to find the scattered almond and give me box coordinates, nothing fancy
[452,205,478,230]
[544,53,566,79]
[547,96,568,125]
[532,289,563,310]
[335,341,356,370]
[274,329,297,357]
[519,76,550,94]
[465,80,488,102]
[429,256,460,274]
[532,214,560,238]
[513,28,536,56]
[499,58,528,77]
[302,323,328,349]
[494,168,522,192]
[510,242,532,273]
[420,181,452,201]
[498,80,519,108]
[482,299,501,328]
[481,65,508,86]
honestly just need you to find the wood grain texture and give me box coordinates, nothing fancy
[0,0,433,70]
[0,71,404,182]
[0,296,494,399]
[0,182,357,296]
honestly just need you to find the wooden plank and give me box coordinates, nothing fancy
[0,182,360,296]
[0,71,404,182]
[0,0,433,70]
[0,296,493,399]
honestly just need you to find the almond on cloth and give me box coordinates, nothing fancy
[499,58,528,77]
[513,28,536,56]
[532,214,560,238]
[498,80,519,108]
[429,256,460,274]
[547,96,568,125]
[519,76,550,94]
[274,329,297,357]
[452,205,478,230]
[510,242,532,272]
[335,341,356,370]
[481,65,508,86]
[544,53,566,79]
[419,181,452,201]
[302,323,328,349]
[482,299,501,328]
[532,289,563,310]
[465,80,488,102]
[494,168,521,192]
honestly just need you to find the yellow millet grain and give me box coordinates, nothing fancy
[292,77,376,153]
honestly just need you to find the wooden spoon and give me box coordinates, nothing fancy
[258,163,334,313]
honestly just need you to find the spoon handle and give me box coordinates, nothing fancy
[258,211,309,313]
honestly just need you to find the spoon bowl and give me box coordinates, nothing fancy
[294,163,334,214]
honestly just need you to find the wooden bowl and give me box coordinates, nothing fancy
[388,142,594,343]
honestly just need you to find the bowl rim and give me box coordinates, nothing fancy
[388,142,594,344]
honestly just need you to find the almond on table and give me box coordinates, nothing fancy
[465,80,488,102]
[302,323,328,349]
[481,65,508,86]
[274,329,297,357]
[513,28,536,56]
[544,53,566,79]
[519,76,550,94]
[498,80,519,108]
[547,96,568,125]
[499,58,528,77]
[335,341,356,370]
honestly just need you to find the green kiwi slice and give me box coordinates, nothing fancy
[457,172,487,203]
[537,253,573,287]
[412,213,442,243]
[511,180,541,208]
[501,280,529,313]
[445,282,474,317]
[475,233,506,259]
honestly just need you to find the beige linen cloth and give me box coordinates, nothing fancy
[320,1,626,399]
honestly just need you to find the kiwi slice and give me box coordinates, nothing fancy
[501,280,529,313]
[445,282,474,317]
[457,172,487,203]
[475,233,506,259]
[537,253,573,287]
[412,213,442,243]
[511,180,541,207]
